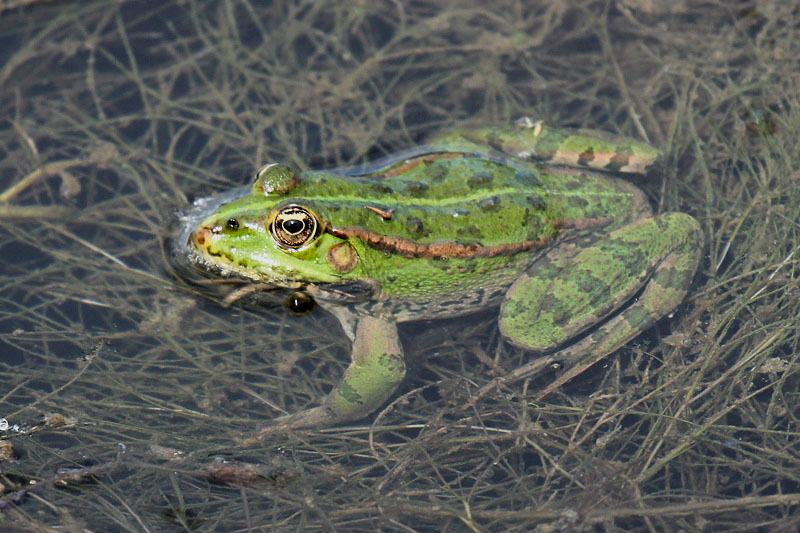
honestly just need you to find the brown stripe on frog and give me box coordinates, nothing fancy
[380,152,465,178]
[328,226,552,259]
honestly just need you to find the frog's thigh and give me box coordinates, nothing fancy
[273,316,406,428]
[499,212,702,353]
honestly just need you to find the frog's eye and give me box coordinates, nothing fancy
[270,205,319,250]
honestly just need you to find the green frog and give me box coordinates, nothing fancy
[173,118,702,430]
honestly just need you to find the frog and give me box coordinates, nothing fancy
[172,118,702,430]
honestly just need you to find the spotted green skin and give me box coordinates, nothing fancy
[182,119,702,429]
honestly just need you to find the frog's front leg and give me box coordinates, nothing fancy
[499,212,702,395]
[265,315,405,430]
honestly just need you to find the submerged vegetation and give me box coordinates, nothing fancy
[1,0,799,530]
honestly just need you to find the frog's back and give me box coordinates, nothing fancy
[302,149,648,250]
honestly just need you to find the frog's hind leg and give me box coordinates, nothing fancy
[429,118,663,175]
[499,212,702,396]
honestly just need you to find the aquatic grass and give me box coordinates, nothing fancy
[1,0,800,530]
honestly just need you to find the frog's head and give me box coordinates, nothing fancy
[186,164,362,288]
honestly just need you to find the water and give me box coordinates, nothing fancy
[2,0,799,530]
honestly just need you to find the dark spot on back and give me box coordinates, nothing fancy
[372,183,394,195]
[405,181,429,197]
[459,225,483,238]
[407,217,424,234]
[514,171,540,187]
[479,196,501,211]
[572,197,589,208]
[526,196,547,210]
[428,166,448,181]
[607,151,631,172]
[578,147,595,166]
[468,173,493,188]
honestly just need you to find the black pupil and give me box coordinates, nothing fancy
[283,218,305,234]
[226,218,239,230]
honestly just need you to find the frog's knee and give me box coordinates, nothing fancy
[499,282,568,353]
[654,212,703,246]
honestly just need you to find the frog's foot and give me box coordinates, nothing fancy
[499,212,702,394]
[258,316,406,433]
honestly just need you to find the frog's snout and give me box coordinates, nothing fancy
[188,225,213,249]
